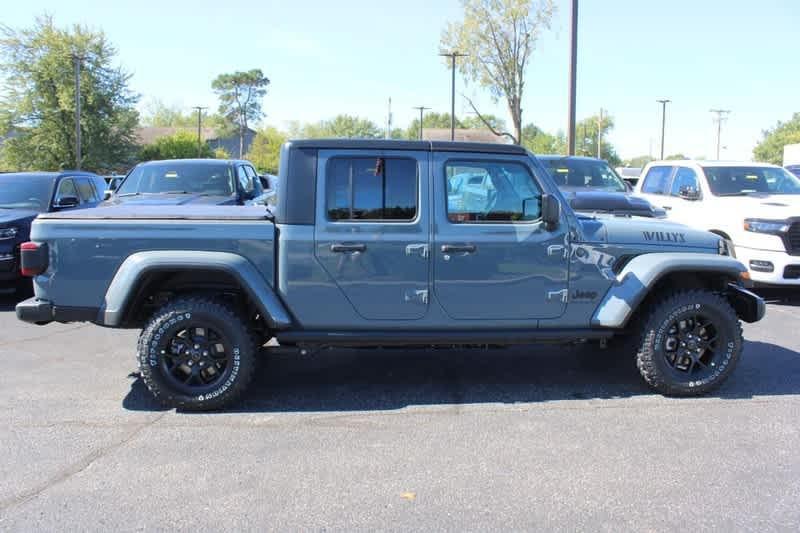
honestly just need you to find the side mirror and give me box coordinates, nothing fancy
[541,193,560,231]
[103,190,112,200]
[679,186,700,201]
[54,196,80,209]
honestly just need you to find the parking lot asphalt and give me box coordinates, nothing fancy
[1,294,799,531]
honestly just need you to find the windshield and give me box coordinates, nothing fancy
[704,166,800,196]
[540,158,627,193]
[117,162,235,196]
[0,177,54,211]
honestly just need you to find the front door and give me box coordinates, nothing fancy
[314,150,430,320]
[434,154,570,320]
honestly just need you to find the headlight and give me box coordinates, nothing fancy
[0,227,18,240]
[743,219,789,234]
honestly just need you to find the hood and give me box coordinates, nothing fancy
[0,208,39,225]
[104,193,237,206]
[579,215,721,250]
[712,193,800,220]
[562,190,663,218]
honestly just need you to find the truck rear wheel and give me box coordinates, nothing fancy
[636,290,743,396]
[137,297,257,411]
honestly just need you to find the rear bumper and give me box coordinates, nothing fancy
[15,298,98,325]
[726,283,766,323]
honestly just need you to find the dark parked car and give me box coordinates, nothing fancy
[786,165,800,178]
[106,159,270,207]
[537,155,664,218]
[0,171,107,294]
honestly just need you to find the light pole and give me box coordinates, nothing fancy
[193,106,208,157]
[566,0,578,155]
[439,51,467,141]
[597,108,604,158]
[710,109,731,160]
[412,106,431,140]
[656,99,671,160]
[71,54,86,169]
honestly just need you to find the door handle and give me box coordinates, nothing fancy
[441,244,477,254]
[330,243,366,253]
[661,205,672,211]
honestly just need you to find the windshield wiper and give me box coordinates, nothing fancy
[116,192,141,197]
[716,192,749,197]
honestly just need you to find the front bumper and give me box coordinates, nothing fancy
[15,298,99,325]
[0,250,20,283]
[735,246,800,286]
[726,283,766,323]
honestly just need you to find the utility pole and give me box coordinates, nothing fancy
[710,109,731,160]
[566,0,578,155]
[412,106,431,140]
[439,51,467,141]
[71,54,86,169]
[656,99,671,159]
[597,108,604,159]
[385,98,393,139]
[192,106,208,157]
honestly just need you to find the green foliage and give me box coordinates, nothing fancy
[246,126,286,174]
[0,15,139,172]
[213,146,230,159]
[441,0,556,143]
[141,99,232,133]
[212,69,270,157]
[665,153,689,160]
[293,115,382,139]
[405,112,461,139]
[574,113,621,166]
[624,155,654,168]
[753,113,800,165]
[139,130,212,161]
[521,123,565,154]
[460,114,506,131]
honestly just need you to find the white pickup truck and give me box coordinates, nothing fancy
[636,160,800,286]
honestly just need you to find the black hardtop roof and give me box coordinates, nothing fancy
[536,155,606,162]
[138,158,251,166]
[0,170,100,180]
[285,139,527,155]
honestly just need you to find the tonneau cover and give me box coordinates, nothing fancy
[37,205,272,221]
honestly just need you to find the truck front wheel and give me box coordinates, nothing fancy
[136,297,257,410]
[636,290,743,396]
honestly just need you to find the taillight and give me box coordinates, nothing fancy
[20,241,48,277]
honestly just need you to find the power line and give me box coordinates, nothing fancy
[439,51,468,141]
[192,106,208,157]
[412,106,431,140]
[656,99,671,160]
[710,109,731,160]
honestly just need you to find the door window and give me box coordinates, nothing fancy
[445,161,541,223]
[326,157,417,221]
[55,179,79,203]
[641,166,674,195]
[75,178,97,202]
[670,167,700,197]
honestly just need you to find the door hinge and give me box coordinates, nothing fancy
[405,243,429,258]
[404,289,429,305]
[547,288,568,303]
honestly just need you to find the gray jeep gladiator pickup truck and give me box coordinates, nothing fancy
[16,140,765,410]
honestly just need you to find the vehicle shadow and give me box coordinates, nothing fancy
[122,339,800,413]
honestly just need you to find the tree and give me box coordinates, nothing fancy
[574,113,621,166]
[247,126,286,174]
[295,115,382,139]
[140,99,232,133]
[139,130,213,161]
[405,112,462,139]
[665,153,689,160]
[0,15,139,172]
[521,123,564,154]
[212,69,269,158]
[624,155,654,168]
[753,113,800,165]
[441,0,555,144]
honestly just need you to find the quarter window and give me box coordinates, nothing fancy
[445,161,542,223]
[75,178,97,202]
[641,166,674,195]
[326,157,417,221]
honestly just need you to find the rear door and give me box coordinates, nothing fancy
[314,150,430,320]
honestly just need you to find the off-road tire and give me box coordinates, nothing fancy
[137,297,257,411]
[636,289,743,396]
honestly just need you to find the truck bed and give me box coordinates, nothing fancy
[37,205,272,221]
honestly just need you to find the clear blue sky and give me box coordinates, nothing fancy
[4,0,798,160]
